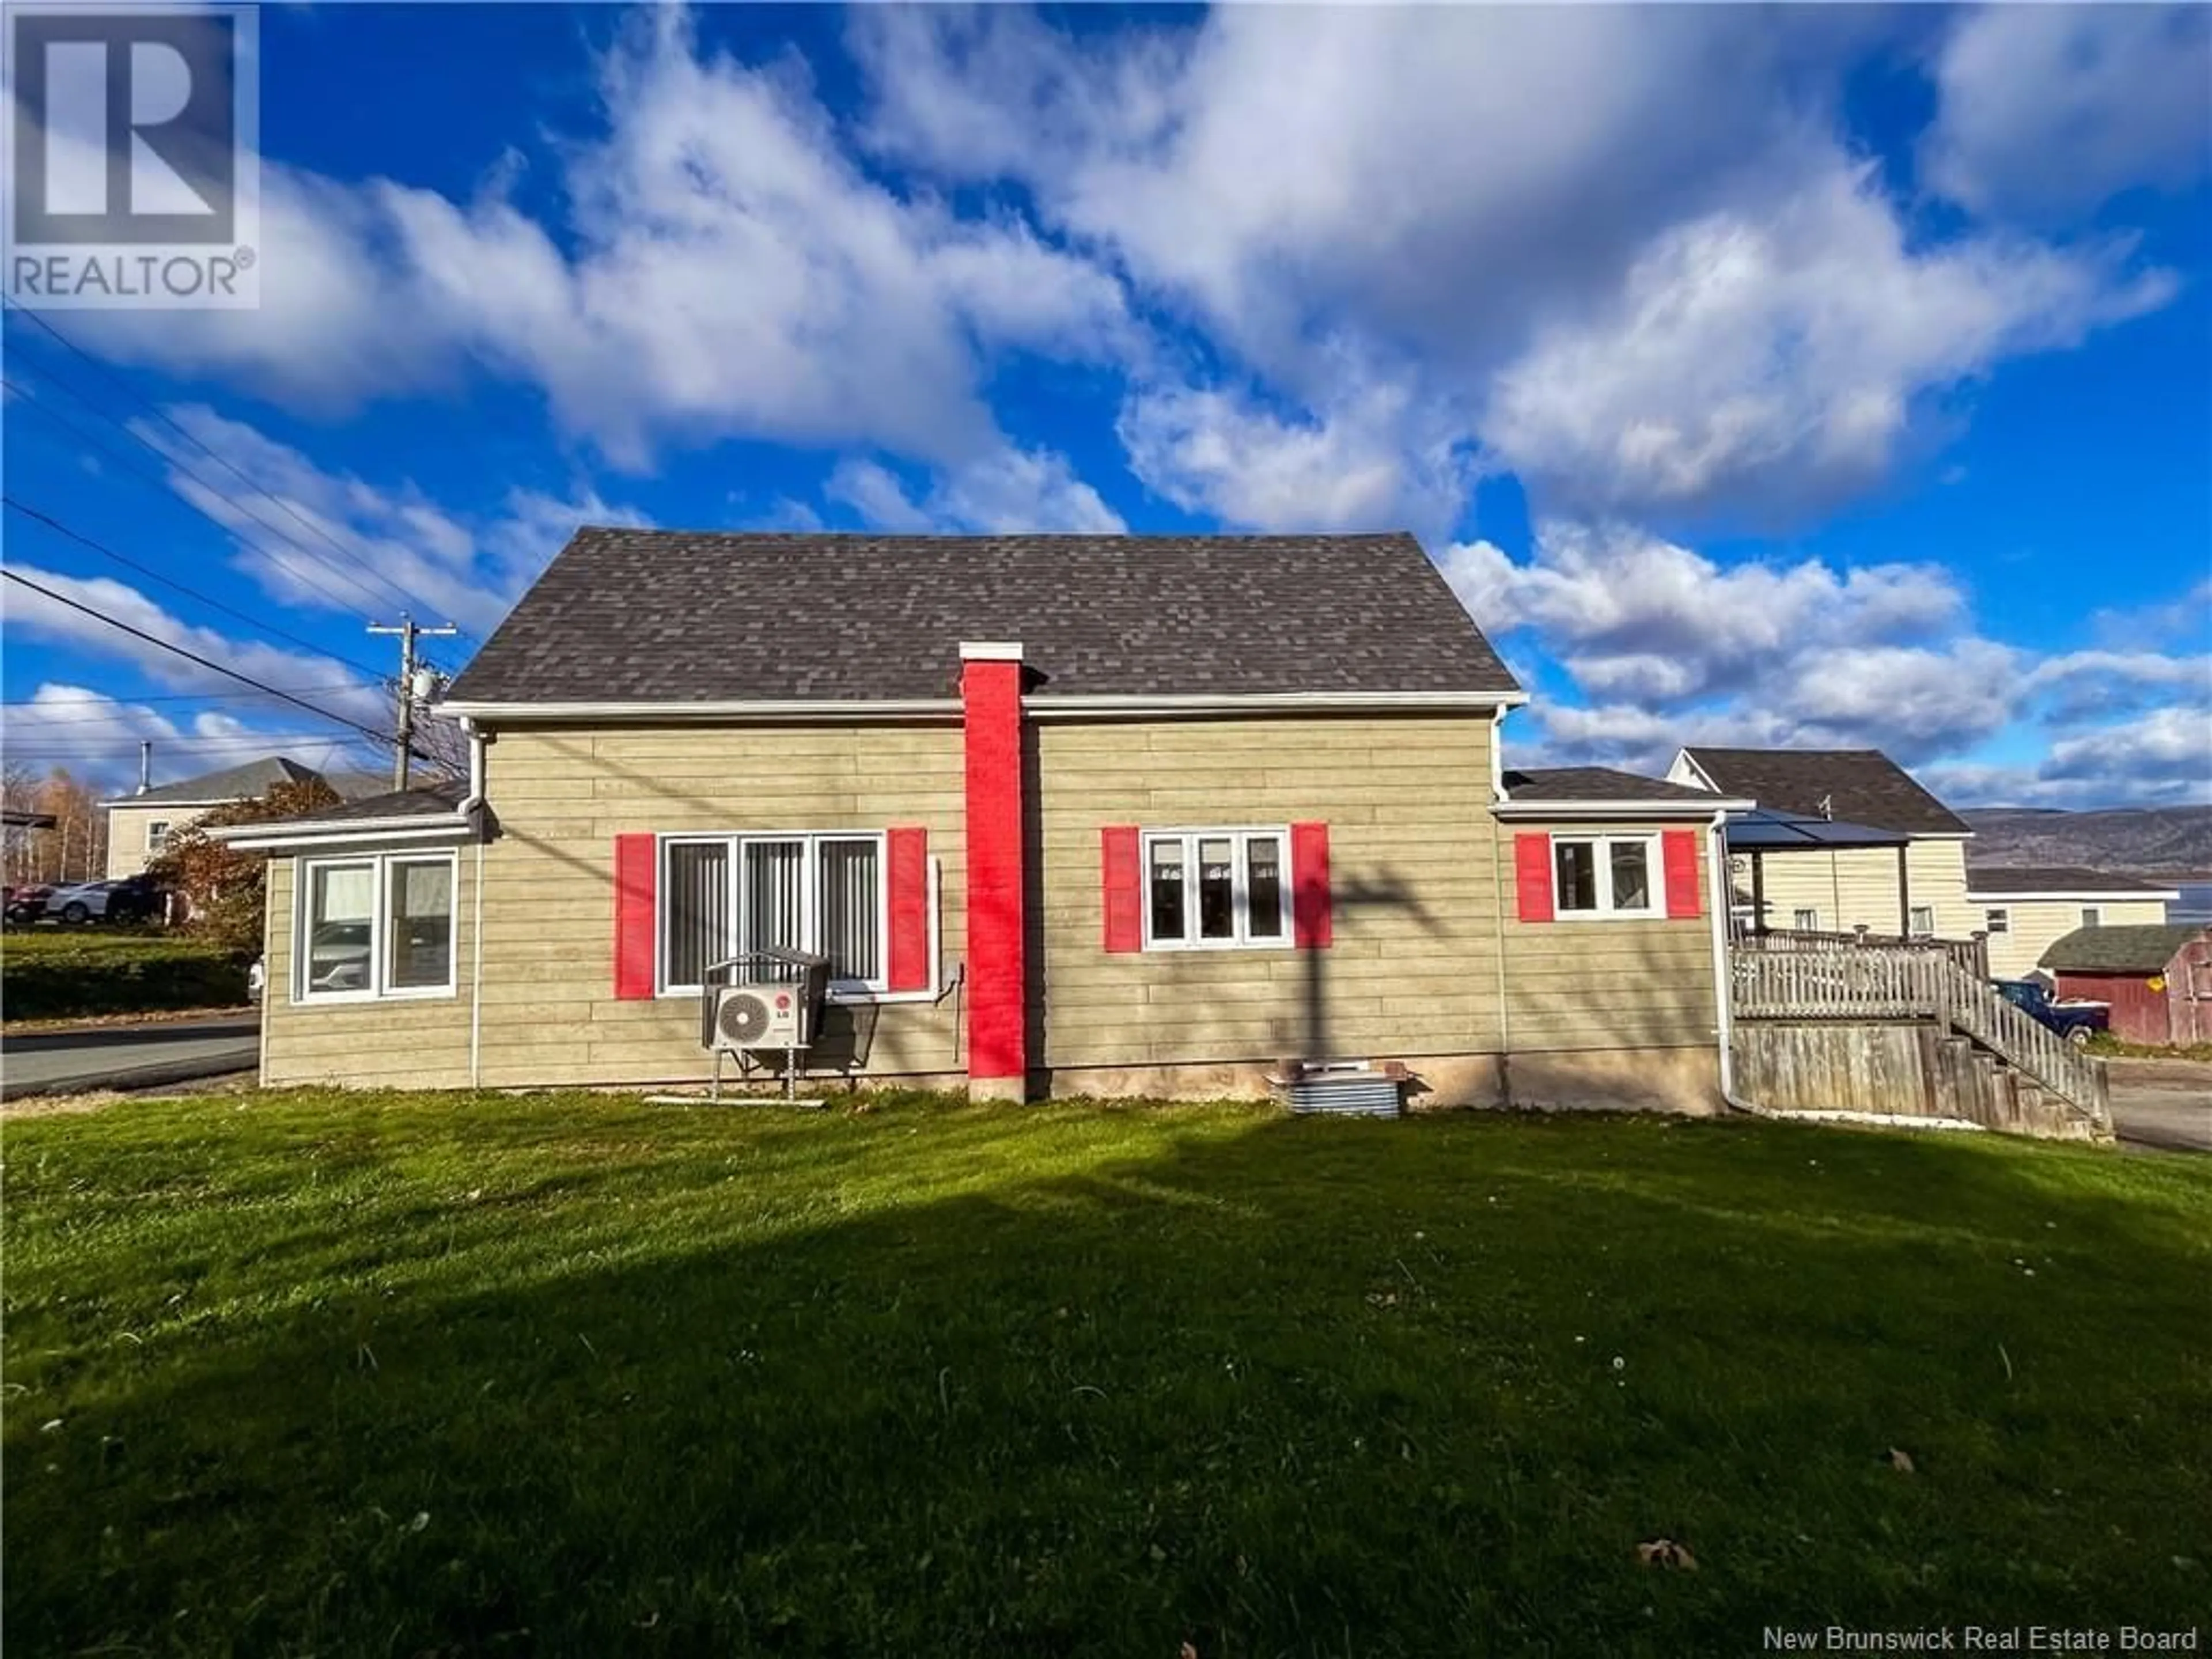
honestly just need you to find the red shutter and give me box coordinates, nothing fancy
[1663,829,1703,919]
[1101,826,1142,953]
[886,827,930,992]
[1514,833,1555,923]
[1291,821,1332,948]
[613,833,657,999]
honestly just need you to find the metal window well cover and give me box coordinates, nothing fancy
[1270,1060,1406,1117]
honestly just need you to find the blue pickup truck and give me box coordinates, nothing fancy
[1993,979,2109,1045]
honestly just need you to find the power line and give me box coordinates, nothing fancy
[4,306,478,636]
[1,365,392,623]
[2,488,391,680]
[1,567,416,754]
[1,682,371,709]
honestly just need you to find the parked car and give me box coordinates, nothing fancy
[5,883,54,925]
[36,876,165,926]
[1993,978,2109,1046]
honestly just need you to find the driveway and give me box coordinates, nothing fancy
[1,1013,259,1101]
[2105,1056,2212,1154]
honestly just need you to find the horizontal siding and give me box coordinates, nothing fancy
[262,853,475,1088]
[1498,824,1719,1052]
[1739,838,1974,940]
[1982,897,2171,980]
[262,716,1732,1090]
[472,727,967,1088]
[1033,715,1510,1068]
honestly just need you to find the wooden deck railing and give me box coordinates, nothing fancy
[1734,926,1989,981]
[1730,945,2104,1118]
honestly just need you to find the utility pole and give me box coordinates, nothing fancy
[368,615,459,791]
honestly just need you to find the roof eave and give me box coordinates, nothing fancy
[438,690,1528,724]
[1494,797,1751,820]
[213,815,475,851]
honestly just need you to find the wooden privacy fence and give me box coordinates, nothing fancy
[1730,945,2105,1119]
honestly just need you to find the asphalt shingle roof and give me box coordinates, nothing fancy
[444,529,1520,704]
[2040,923,2205,975]
[107,755,325,807]
[1679,747,1971,836]
[1966,865,2177,897]
[248,779,468,830]
[1502,766,1727,804]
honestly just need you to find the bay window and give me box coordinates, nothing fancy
[1551,834,1660,920]
[297,851,456,1001]
[660,832,885,995]
[1143,828,1288,949]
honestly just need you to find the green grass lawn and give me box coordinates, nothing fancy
[6,1093,2209,1657]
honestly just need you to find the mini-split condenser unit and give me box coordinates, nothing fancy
[708,982,811,1054]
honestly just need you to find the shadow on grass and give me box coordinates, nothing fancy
[6,1100,2210,1657]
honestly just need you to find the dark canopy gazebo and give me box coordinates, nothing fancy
[1721,807,1914,937]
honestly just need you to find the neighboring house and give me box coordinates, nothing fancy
[221,529,1751,1112]
[1966,866,2179,980]
[2041,925,2212,1047]
[102,756,337,879]
[1668,747,1975,940]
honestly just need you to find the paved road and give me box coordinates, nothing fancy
[1,1014,259,1100]
[2106,1056,2212,1154]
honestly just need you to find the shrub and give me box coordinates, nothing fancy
[1,932,247,1021]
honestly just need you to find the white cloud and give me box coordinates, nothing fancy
[855,5,1813,384]
[24,12,1128,470]
[132,405,647,632]
[1118,370,1472,540]
[1923,5,2212,222]
[1481,161,2175,516]
[1443,522,1963,705]
[827,446,1124,535]
[2042,704,2212,790]
[1,684,363,791]
[860,9,2176,521]
[3,565,389,727]
[2024,649,2212,724]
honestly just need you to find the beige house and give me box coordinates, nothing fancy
[1668,747,1977,940]
[1966,867,2177,980]
[222,529,1752,1113]
[101,756,337,879]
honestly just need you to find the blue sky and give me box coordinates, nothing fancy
[4,3,2208,806]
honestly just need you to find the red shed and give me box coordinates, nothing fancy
[2040,924,2212,1047]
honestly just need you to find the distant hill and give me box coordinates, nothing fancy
[1964,805,2212,878]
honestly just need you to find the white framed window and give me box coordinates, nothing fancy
[1985,907,2010,935]
[146,819,171,852]
[1793,907,1821,931]
[1551,833,1661,921]
[2080,906,2103,929]
[1143,827,1289,950]
[295,851,457,1003]
[659,832,888,997]
[1910,906,1936,938]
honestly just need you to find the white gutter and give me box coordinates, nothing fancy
[1024,690,1529,718]
[217,820,471,850]
[436,697,962,724]
[1494,796,1755,821]
[438,690,1530,725]
[1966,888,2180,903]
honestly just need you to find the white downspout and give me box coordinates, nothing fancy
[1488,707,1513,1097]
[1705,808,1754,1113]
[460,719,487,1090]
